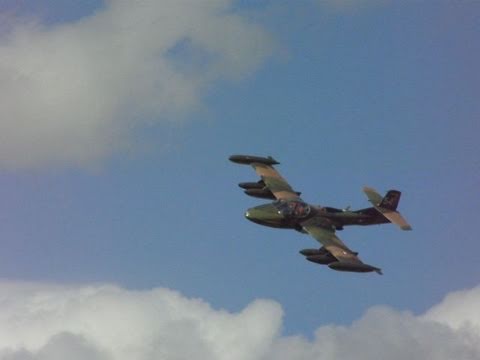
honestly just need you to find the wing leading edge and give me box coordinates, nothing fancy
[229,154,301,201]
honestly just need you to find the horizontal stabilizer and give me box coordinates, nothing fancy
[364,186,412,231]
[363,187,401,210]
[376,207,412,231]
[363,186,383,205]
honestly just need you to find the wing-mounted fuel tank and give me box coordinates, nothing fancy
[244,188,276,200]
[238,181,265,190]
[299,247,336,265]
[238,180,275,199]
[300,248,378,274]
[231,154,300,200]
[229,154,280,166]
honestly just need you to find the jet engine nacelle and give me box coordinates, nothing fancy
[244,188,276,200]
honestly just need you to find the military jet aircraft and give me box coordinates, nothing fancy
[229,154,412,275]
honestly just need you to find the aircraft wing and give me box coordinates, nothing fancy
[301,219,382,274]
[229,155,301,201]
[251,162,301,201]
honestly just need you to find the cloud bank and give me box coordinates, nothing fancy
[0,0,272,169]
[1,281,480,360]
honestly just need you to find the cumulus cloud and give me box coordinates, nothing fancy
[1,281,480,360]
[0,282,282,360]
[424,285,480,332]
[0,0,272,169]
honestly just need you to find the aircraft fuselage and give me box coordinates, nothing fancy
[245,200,389,231]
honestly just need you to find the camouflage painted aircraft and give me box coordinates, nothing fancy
[229,154,412,275]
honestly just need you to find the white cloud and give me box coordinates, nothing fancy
[0,0,272,169]
[1,281,480,360]
[0,281,282,360]
[424,285,480,332]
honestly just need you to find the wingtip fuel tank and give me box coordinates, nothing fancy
[328,261,383,275]
[229,154,280,166]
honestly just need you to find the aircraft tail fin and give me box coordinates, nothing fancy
[363,187,400,209]
[363,187,412,231]
[379,190,401,211]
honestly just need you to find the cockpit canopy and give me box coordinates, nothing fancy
[274,200,311,219]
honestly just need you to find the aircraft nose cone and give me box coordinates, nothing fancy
[244,204,282,224]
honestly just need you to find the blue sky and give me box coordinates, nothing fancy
[0,0,479,347]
